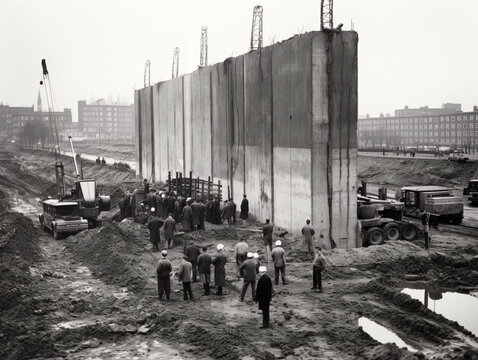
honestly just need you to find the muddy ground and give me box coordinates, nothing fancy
[1,146,478,359]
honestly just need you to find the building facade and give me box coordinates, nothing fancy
[78,100,134,141]
[358,105,478,150]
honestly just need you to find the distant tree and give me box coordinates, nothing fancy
[20,120,50,147]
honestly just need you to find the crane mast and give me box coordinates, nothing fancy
[144,60,151,87]
[250,5,263,51]
[172,47,180,78]
[199,26,208,67]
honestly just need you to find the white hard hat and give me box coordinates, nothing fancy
[253,253,259,259]
[217,244,224,251]
[275,240,282,246]
[151,207,155,212]
[247,252,253,258]
[259,266,267,273]
[186,197,192,202]
[161,194,166,199]
[161,250,167,257]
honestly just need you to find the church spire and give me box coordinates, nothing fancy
[37,90,42,112]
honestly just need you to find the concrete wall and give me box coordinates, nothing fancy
[135,31,358,248]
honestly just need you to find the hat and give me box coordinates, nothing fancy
[247,252,253,258]
[161,250,167,257]
[151,207,155,212]
[217,244,224,251]
[275,240,282,246]
[186,197,192,202]
[161,194,166,199]
[253,253,259,259]
[259,266,267,273]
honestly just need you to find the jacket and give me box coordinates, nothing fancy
[301,225,315,243]
[156,259,172,277]
[182,205,193,231]
[147,217,164,244]
[184,243,201,264]
[178,260,193,283]
[240,199,249,219]
[271,246,286,268]
[163,217,176,239]
[262,223,273,240]
[234,242,249,256]
[191,201,201,225]
[197,252,212,274]
[254,274,273,310]
[313,253,326,270]
[222,203,231,219]
[239,258,259,282]
[212,252,227,286]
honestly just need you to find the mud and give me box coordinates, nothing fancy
[1,146,478,359]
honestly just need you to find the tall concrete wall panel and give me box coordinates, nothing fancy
[135,31,358,248]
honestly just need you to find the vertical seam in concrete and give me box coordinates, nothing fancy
[310,35,314,225]
[173,81,177,173]
[242,56,246,195]
[137,91,142,178]
[270,48,274,224]
[150,88,155,182]
[289,45,293,230]
[182,77,186,175]
[326,33,333,245]
[210,70,214,181]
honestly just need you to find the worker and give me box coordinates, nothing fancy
[101,157,106,165]
[222,200,231,225]
[156,250,172,301]
[239,252,259,302]
[271,240,287,285]
[173,196,180,223]
[205,197,212,222]
[184,240,201,282]
[234,240,249,266]
[253,252,261,267]
[155,192,163,216]
[118,196,126,220]
[178,256,194,301]
[147,190,157,213]
[229,198,237,224]
[167,192,176,217]
[191,199,201,230]
[262,219,273,262]
[312,247,326,292]
[211,197,222,224]
[240,194,249,225]
[212,244,227,295]
[163,213,176,249]
[197,246,212,295]
[301,219,315,254]
[422,212,430,249]
[161,193,168,219]
[182,199,193,231]
[147,214,164,252]
[254,266,273,328]
[199,201,206,230]
[143,179,150,195]
[96,156,101,164]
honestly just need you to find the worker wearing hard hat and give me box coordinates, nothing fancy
[271,240,287,285]
[239,252,259,302]
[254,266,273,328]
[156,250,172,301]
[212,244,227,295]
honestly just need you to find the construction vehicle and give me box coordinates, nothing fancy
[398,186,463,225]
[357,196,419,246]
[39,198,88,240]
[448,150,468,162]
[463,179,478,205]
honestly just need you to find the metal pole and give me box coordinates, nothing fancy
[168,171,171,193]
[208,176,211,199]
[189,171,193,197]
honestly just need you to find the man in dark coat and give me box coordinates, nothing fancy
[312,247,326,292]
[184,240,201,282]
[124,191,132,217]
[143,179,150,195]
[182,200,193,231]
[229,198,237,224]
[271,240,287,285]
[239,252,259,301]
[212,244,227,295]
[167,193,176,216]
[191,199,201,229]
[262,219,273,262]
[163,213,176,249]
[240,194,249,223]
[254,266,273,328]
[205,198,212,222]
[221,200,231,225]
[161,194,169,219]
[147,191,156,212]
[147,215,164,252]
[197,246,212,295]
[178,256,194,301]
[119,196,126,220]
[211,197,222,225]
[157,250,172,301]
[301,219,315,254]
[155,192,162,216]
[199,201,206,230]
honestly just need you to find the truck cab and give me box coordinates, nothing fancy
[39,199,89,239]
[463,179,478,205]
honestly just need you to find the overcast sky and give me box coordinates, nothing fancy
[0,0,477,121]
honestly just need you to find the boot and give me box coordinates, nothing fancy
[282,277,287,285]
[205,283,210,295]
[203,284,207,295]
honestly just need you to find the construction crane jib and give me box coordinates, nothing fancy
[172,47,180,79]
[200,26,208,67]
[144,60,151,88]
[320,0,333,30]
[250,5,263,51]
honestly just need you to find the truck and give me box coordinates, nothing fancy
[448,151,469,162]
[399,186,464,225]
[463,179,478,205]
[39,199,88,239]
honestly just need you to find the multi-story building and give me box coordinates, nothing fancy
[78,99,134,141]
[358,104,478,151]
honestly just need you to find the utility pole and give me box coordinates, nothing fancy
[199,26,208,67]
[144,60,151,88]
[320,0,333,30]
[172,47,180,78]
[250,5,263,51]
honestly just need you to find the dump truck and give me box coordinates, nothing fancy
[463,179,478,205]
[39,199,88,239]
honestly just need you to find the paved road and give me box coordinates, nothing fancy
[61,151,137,171]
[359,152,478,162]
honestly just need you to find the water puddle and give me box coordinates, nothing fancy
[54,319,97,330]
[359,317,418,352]
[401,286,478,336]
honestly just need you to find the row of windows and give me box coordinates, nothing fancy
[360,122,476,131]
[360,130,478,138]
[360,114,478,125]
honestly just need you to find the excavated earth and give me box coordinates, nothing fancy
[1,146,478,359]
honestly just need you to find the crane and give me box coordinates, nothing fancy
[40,59,61,158]
[250,5,263,51]
[144,60,151,87]
[199,26,208,67]
[172,47,180,78]
[320,0,333,30]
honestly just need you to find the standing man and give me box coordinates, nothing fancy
[312,247,326,292]
[199,201,206,230]
[271,240,287,285]
[254,266,273,328]
[301,219,315,254]
[422,212,430,249]
[234,240,249,266]
[197,246,212,295]
[143,179,150,195]
[221,200,231,225]
[157,250,172,301]
[178,256,194,301]
[119,196,126,221]
[229,198,237,224]
[239,252,259,302]
[163,213,176,249]
[253,252,261,267]
[240,194,249,225]
[191,199,201,230]
[147,214,164,252]
[182,199,193,231]
[262,219,273,262]
[212,244,227,295]
[184,240,201,282]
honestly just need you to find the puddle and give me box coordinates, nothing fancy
[402,287,478,336]
[54,319,97,330]
[359,317,418,352]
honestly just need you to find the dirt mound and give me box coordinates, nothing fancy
[358,155,478,188]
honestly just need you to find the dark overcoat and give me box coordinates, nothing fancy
[254,274,273,310]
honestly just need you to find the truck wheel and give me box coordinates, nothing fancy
[401,223,418,241]
[383,223,401,241]
[53,227,62,240]
[366,227,385,246]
